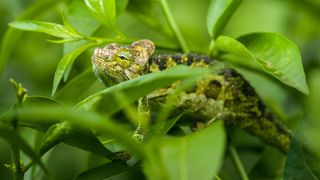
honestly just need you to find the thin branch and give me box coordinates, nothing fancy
[159,0,189,53]
[228,144,249,180]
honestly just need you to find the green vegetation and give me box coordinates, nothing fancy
[0,0,320,179]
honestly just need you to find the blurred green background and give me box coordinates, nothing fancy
[1,0,320,179]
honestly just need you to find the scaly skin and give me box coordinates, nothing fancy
[92,39,292,154]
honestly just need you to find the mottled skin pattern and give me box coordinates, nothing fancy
[92,39,292,154]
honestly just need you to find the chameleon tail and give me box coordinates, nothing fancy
[244,111,292,153]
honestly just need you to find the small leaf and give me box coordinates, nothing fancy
[0,127,50,174]
[9,20,83,39]
[143,121,226,180]
[76,66,211,116]
[206,0,242,38]
[52,42,97,96]
[283,137,318,180]
[75,162,132,180]
[238,33,309,94]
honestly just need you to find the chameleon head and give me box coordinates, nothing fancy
[92,39,155,86]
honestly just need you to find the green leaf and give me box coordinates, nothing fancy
[215,35,258,68]
[52,42,97,96]
[9,20,83,39]
[283,138,318,180]
[206,0,242,38]
[75,162,132,180]
[84,0,118,28]
[101,0,116,25]
[1,105,143,155]
[55,68,104,105]
[143,121,226,180]
[61,0,101,81]
[84,0,106,25]
[0,127,50,174]
[76,66,211,115]
[39,121,113,157]
[0,96,62,131]
[216,33,309,94]
[238,33,309,94]
[0,0,72,76]
[115,0,129,15]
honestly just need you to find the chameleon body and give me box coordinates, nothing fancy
[92,39,292,153]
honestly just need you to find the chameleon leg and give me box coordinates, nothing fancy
[133,97,151,142]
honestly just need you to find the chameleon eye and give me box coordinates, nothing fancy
[119,55,126,60]
[117,51,132,61]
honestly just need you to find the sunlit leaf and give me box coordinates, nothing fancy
[206,0,242,38]
[84,0,120,28]
[52,42,98,96]
[238,33,309,94]
[143,121,226,180]
[9,21,82,39]
[216,33,309,94]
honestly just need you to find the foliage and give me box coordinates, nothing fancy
[0,0,320,179]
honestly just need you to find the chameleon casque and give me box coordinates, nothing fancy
[92,39,292,154]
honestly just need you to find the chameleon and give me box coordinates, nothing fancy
[92,39,292,154]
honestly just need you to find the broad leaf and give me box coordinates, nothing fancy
[9,21,82,39]
[52,42,97,96]
[143,121,226,180]
[216,33,309,94]
[75,162,132,180]
[76,66,211,115]
[206,0,242,38]
[238,33,309,94]
[283,138,318,180]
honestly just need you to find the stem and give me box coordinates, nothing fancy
[12,109,23,180]
[228,144,249,180]
[159,0,189,53]
[207,39,215,56]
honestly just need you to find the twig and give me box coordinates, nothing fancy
[159,0,189,53]
[228,144,249,180]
